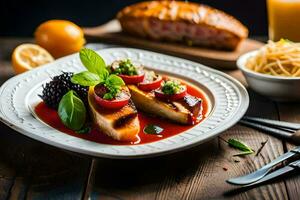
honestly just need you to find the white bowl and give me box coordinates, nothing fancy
[237,50,300,101]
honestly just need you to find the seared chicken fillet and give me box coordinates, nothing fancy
[128,85,202,125]
[117,1,248,50]
[88,87,140,142]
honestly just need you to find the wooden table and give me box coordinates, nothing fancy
[0,38,299,200]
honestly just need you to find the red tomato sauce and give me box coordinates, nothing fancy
[35,84,209,145]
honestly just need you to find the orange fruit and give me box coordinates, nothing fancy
[12,43,54,74]
[35,20,85,58]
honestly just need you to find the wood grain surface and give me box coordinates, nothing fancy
[0,38,299,200]
[277,103,300,200]
[83,20,264,69]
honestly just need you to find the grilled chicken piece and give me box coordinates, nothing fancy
[117,1,248,50]
[128,85,202,125]
[88,87,140,142]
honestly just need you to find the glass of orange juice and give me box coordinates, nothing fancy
[267,0,300,41]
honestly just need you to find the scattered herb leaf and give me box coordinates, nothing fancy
[233,151,254,157]
[219,137,255,157]
[228,138,254,153]
[58,90,86,131]
[144,124,164,135]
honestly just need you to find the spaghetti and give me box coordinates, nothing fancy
[246,39,300,77]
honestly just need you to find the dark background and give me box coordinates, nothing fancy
[0,0,267,37]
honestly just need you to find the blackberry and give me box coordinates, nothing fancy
[52,72,73,88]
[39,72,88,109]
[39,80,69,109]
[70,83,89,105]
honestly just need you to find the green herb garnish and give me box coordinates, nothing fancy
[228,138,254,154]
[58,90,86,131]
[79,47,107,77]
[161,80,181,95]
[76,124,92,134]
[144,124,164,135]
[71,71,102,86]
[102,74,124,99]
[71,48,125,100]
[112,59,138,76]
[233,151,254,157]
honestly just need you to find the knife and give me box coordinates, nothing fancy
[239,120,300,144]
[227,146,300,185]
[243,116,300,130]
[241,159,300,187]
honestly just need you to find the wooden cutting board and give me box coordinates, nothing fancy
[83,20,263,69]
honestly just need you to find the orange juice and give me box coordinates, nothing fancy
[267,0,300,41]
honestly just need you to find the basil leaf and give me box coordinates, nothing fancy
[99,68,109,82]
[144,124,164,135]
[228,139,254,153]
[71,71,101,86]
[79,48,108,79]
[58,90,86,131]
[105,74,125,87]
[76,125,92,134]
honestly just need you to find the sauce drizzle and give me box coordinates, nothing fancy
[35,84,209,145]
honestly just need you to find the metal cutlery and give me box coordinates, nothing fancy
[242,159,300,187]
[227,116,300,186]
[243,116,300,130]
[227,146,300,185]
[225,160,300,195]
[239,116,300,144]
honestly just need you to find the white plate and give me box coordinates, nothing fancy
[0,48,249,159]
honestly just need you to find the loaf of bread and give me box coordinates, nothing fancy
[117,1,248,50]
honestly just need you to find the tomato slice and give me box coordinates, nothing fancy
[94,84,130,109]
[119,73,145,84]
[154,86,187,101]
[94,93,130,109]
[138,75,163,91]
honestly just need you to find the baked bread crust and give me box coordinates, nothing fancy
[117,1,248,50]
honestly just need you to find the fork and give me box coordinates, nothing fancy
[227,146,300,185]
